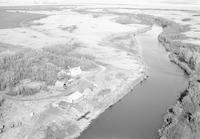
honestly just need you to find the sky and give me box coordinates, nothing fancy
[0,0,199,5]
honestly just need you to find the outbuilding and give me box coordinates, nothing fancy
[66,91,83,103]
[54,80,65,90]
[67,67,82,77]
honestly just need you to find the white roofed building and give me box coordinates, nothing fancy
[54,80,65,90]
[67,67,82,77]
[66,91,83,103]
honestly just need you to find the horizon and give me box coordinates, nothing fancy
[0,0,200,5]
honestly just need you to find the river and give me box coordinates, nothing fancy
[78,26,188,139]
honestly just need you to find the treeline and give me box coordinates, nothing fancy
[0,46,96,91]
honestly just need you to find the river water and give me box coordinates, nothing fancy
[79,26,188,139]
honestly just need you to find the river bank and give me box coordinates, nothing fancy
[144,13,200,139]
[73,8,199,138]
[74,8,200,138]
[78,25,187,139]
[122,12,200,138]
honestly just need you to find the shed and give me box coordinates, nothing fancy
[55,80,65,90]
[68,67,82,77]
[66,91,83,103]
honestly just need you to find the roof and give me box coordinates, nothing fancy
[68,67,82,77]
[54,80,65,90]
[66,91,83,103]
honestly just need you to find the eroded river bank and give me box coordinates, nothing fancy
[78,26,188,139]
